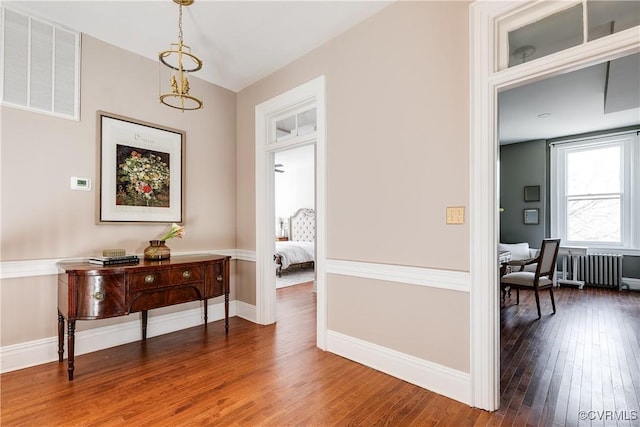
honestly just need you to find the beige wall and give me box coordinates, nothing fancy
[2,1,472,374]
[236,1,470,371]
[328,274,469,372]
[0,35,237,346]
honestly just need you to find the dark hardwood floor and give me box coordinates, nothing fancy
[498,286,640,427]
[1,283,639,426]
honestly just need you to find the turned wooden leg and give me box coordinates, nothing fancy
[141,310,148,340]
[534,290,541,319]
[67,320,76,380]
[203,298,208,325]
[224,259,230,333]
[57,311,65,363]
[225,291,230,333]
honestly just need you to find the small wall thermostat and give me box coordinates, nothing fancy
[70,176,91,191]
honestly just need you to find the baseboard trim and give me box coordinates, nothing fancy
[622,277,640,291]
[235,301,257,323]
[326,330,471,405]
[0,300,236,374]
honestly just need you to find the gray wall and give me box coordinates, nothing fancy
[500,134,639,281]
[499,139,547,248]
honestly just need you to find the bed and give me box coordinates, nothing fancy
[275,208,315,277]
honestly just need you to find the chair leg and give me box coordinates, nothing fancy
[516,288,519,305]
[534,290,541,319]
[549,288,556,314]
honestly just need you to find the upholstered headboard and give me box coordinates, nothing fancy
[289,208,315,242]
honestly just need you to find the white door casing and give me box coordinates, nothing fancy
[470,0,639,411]
[255,75,327,349]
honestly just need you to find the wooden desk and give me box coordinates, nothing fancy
[57,254,230,380]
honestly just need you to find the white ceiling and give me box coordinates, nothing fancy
[499,53,640,145]
[4,1,639,144]
[5,0,393,92]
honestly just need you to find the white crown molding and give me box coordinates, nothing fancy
[327,330,471,406]
[326,259,470,293]
[0,300,235,374]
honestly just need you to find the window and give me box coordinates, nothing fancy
[499,1,640,70]
[271,105,317,143]
[551,131,640,253]
[1,7,80,120]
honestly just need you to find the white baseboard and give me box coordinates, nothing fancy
[622,277,640,291]
[326,330,471,406]
[0,300,236,374]
[235,300,257,323]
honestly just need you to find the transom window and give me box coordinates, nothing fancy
[272,106,317,143]
[499,1,640,70]
[551,131,639,253]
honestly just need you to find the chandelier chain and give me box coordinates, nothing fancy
[178,3,183,45]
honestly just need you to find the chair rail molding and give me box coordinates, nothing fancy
[0,249,239,280]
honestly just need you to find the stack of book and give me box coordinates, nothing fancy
[89,254,140,266]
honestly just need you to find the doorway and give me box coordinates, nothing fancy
[274,144,316,293]
[254,75,327,349]
[470,1,639,411]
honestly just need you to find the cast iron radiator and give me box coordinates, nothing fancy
[570,254,623,289]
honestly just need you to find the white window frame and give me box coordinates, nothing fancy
[551,131,640,255]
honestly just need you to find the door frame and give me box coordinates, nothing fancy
[469,1,639,410]
[255,75,327,349]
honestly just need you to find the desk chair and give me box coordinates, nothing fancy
[500,238,561,319]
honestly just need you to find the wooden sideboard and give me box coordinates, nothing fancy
[57,254,230,380]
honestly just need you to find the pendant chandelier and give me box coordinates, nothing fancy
[159,0,203,111]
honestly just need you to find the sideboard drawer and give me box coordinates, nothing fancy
[206,260,225,298]
[76,274,126,319]
[129,271,170,291]
[129,266,205,291]
[168,266,205,284]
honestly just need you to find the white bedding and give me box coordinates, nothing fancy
[276,241,315,270]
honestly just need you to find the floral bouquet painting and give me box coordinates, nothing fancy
[116,145,171,207]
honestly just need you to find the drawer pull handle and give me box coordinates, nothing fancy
[93,291,105,301]
[183,270,191,279]
[217,275,223,282]
[145,275,155,283]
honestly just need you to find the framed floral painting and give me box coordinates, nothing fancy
[98,112,185,223]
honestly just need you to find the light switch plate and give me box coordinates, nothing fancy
[446,206,464,224]
[70,176,91,191]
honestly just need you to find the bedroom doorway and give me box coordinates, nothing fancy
[254,75,327,349]
[274,144,316,292]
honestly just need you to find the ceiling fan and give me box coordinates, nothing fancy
[275,163,285,173]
